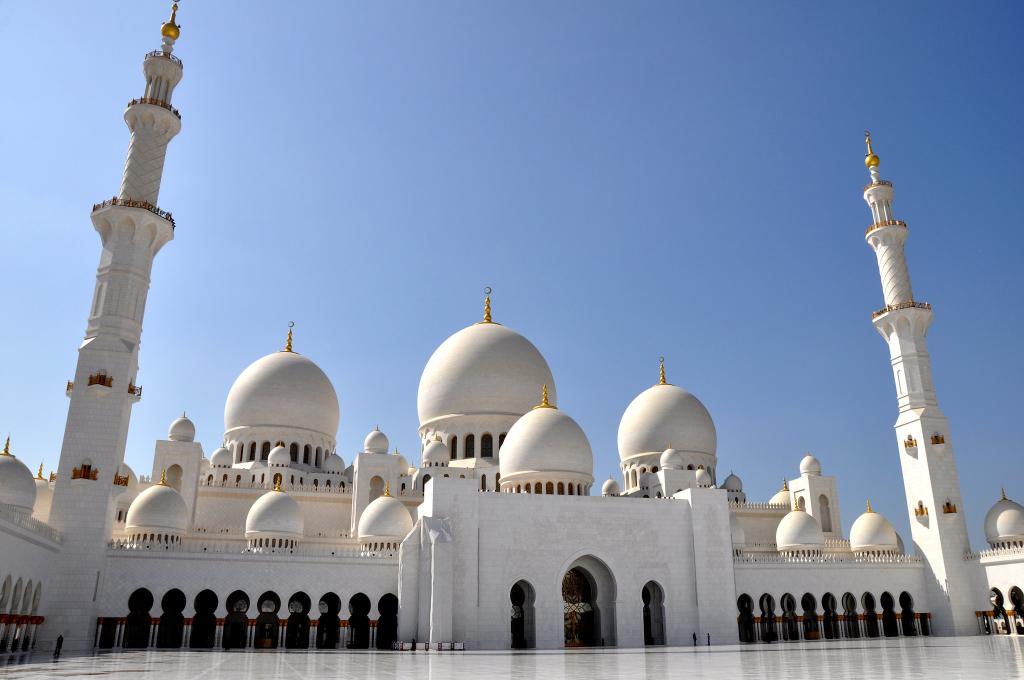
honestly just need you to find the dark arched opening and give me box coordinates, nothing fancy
[780,593,799,641]
[223,590,250,649]
[285,592,312,649]
[347,593,371,649]
[1010,587,1024,634]
[991,588,1009,634]
[465,434,476,458]
[156,588,186,648]
[376,594,398,649]
[510,581,536,649]
[316,593,342,649]
[123,588,154,648]
[758,594,777,643]
[255,591,281,648]
[562,561,616,647]
[643,581,666,645]
[862,593,879,638]
[821,592,839,640]
[481,434,494,458]
[190,590,218,648]
[880,592,898,637]
[842,592,859,639]
[736,593,755,643]
[899,591,917,636]
[800,593,819,640]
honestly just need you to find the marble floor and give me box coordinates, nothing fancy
[2,637,1024,679]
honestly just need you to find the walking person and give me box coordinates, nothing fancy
[53,634,63,659]
[692,631,697,646]
[707,633,711,646]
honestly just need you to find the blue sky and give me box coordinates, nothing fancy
[1,1,1022,547]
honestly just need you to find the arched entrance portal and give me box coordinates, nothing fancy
[348,593,371,649]
[376,594,399,649]
[643,582,667,645]
[285,592,311,649]
[254,591,281,648]
[317,593,342,649]
[123,588,153,648]
[736,594,755,643]
[190,590,218,648]
[223,591,250,649]
[156,588,186,648]
[510,581,536,649]
[562,556,616,647]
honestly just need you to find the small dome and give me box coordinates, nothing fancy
[498,402,593,484]
[210,446,233,468]
[126,482,188,535]
[776,508,824,553]
[730,513,746,547]
[246,488,304,539]
[418,321,555,428]
[769,482,791,506]
[225,350,339,440]
[695,468,713,488]
[168,414,196,442]
[617,383,716,463]
[602,477,621,497]
[799,453,822,476]
[267,443,290,467]
[358,494,413,543]
[659,448,684,470]
[365,429,389,455]
[0,444,37,513]
[323,452,345,473]
[32,474,52,521]
[984,491,1024,547]
[850,502,899,553]
[422,438,449,467]
[722,472,743,492]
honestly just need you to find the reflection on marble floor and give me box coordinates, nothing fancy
[2,637,1024,680]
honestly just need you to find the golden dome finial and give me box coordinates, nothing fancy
[534,384,554,409]
[1001,487,1008,501]
[658,356,667,385]
[0,436,9,456]
[864,130,880,168]
[782,478,789,491]
[384,481,391,497]
[161,2,181,41]
[159,468,167,486]
[36,463,44,480]
[284,321,295,352]
[866,498,873,513]
[273,474,283,492]
[482,286,493,323]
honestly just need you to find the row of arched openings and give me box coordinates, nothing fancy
[98,588,398,650]
[447,433,507,460]
[235,441,330,468]
[0,575,42,653]
[736,590,927,643]
[985,586,1024,635]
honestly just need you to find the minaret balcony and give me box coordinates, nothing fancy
[144,49,183,68]
[87,371,113,397]
[930,433,946,445]
[863,179,893,191]
[65,380,73,397]
[92,197,176,230]
[865,219,907,236]
[903,436,918,457]
[128,383,143,403]
[871,300,932,320]
[71,465,99,481]
[126,97,181,120]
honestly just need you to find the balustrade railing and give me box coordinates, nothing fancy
[92,197,176,229]
[865,219,907,236]
[863,179,893,191]
[127,97,181,120]
[107,539,393,560]
[144,49,183,67]
[872,300,932,319]
[0,503,62,544]
[735,551,920,565]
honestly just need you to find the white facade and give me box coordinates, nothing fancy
[3,9,1024,658]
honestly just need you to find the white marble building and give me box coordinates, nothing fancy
[3,4,1024,657]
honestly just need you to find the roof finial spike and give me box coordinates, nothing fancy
[1,436,10,456]
[160,2,181,42]
[274,475,282,492]
[284,321,295,352]
[866,498,873,513]
[658,356,667,385]
[483,286,493,323]
[36,462,45,480]
[864,130,880,169]
[159,468,167,486]
[782,478,789,491]
[534,384,554,409]
[384,481,391,497]
[1001,487,1008,501]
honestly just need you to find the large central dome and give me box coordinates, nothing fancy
[418,321,555,427]
[225,350,340,437]
[617,382,716,463]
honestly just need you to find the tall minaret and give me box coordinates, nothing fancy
[862,132,980,635]
[43,5,184,650]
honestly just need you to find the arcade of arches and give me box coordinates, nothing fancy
[96,588,399,651]
[979,586,1024,636]
[735,590,930,643]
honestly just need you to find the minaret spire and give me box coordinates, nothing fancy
[862,132,976,635]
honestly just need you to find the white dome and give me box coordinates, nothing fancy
[0,448,37,513]
[418,322,555,428]
[617,383,716,462]
[225,350,339,438]
[985,492,1024,546]
[776,508,824,552]
[358,494,413,542]
[659,448,684,470]
[323,452,345,473]
[210,446,233,468]
[695,468,713,488]
[32,475,52,520]
[601,477,621,497]
[246,488,304,539]
[769,482,791,506]
[799,453,822,476]
[850,503,899,553]
[730,513,746,547]
[364,429,389,454]
[267,444,290,467]
[168,414,196,442]
[498,404,593,482]
[722,472,743,492]
[126,482,188,535]
[422,438,449,467]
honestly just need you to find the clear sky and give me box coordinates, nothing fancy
[1,1,1022,547]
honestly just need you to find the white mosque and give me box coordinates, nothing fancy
[2,5,1024,656]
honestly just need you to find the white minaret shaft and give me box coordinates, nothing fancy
[44,6,184,652]
[863,132,980,635]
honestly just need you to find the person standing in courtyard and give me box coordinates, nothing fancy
[53,634,63,659]
[692,632,697,646]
